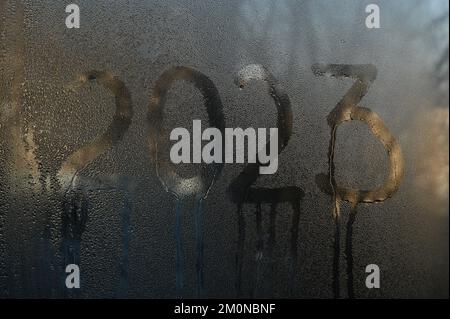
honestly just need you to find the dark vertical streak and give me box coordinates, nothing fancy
[268,203,277,297]
[235,203,245,297]
[345,205,357,299]
[175,198,184,296]
[253,202,263,297]
[332,214,341,299]
[194,199,204,298]
[329,125,340,299]
[61,190,88,298]
[243,187,304,297]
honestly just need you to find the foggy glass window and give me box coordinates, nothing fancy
[0,0,448,298]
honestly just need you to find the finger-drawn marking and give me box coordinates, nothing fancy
[312,64,404,299]
[59,71,133,297]
[148,66,225,297]
[58,71,133,190]
[228,64,304,297]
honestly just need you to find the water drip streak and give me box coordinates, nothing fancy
[175,198,184,295]
[345,205,357,299]
[328,124,341,299]
[235,203,245,297]
[61,190,87,298]
[253,202,263,297]
[332,212,341,299]
[313,64,404,299]
[268,204,277,296]
[194,199,204,297]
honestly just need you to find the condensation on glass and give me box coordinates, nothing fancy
[0,0,448,298]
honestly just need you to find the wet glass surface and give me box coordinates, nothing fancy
[0,0,448,298]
